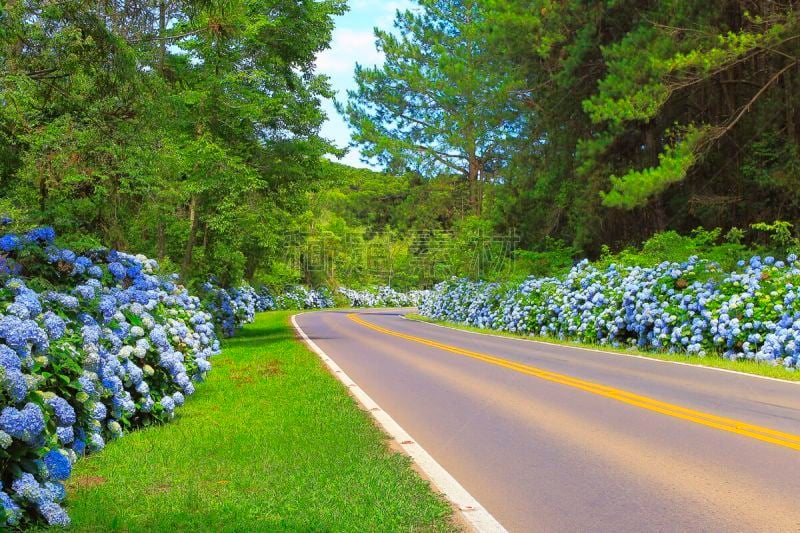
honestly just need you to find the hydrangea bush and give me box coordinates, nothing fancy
[250,285,336,312]
[0,226,220,527]
[275,286,335,310]
[250,285,428,312]
[420,255,800,367]
[199,282,257,338]
[337,286,429,308]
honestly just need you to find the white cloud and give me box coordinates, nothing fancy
[315,1,420,169]
[316,28,383,75]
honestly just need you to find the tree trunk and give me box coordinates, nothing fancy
[159,1,167,70]
[181,196,198,280]
[467,155,479,215]
[244,253,258,282]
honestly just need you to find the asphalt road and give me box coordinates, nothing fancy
[294,309,800,532]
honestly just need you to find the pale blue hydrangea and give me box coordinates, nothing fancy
[88,433,105,452]
[38,501,71,526]
[56,426,74,445]
[42,311,67,340]
[2,369,28,402]
[172,391,185,406]
[0,485,22,526]
[160,395,175,412]
[45,397,76,426]
[11,473,43,504]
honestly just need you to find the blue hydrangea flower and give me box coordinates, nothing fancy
[0,234,21,252]
[42,311,67,340]
[108,262,126,280]
[45,397,76,426]
[160,395,175,412]
[26,226,56,244]
[42,481,66,503]
[43,450,71,481]
[98,295,117,319]
[0,485,22,526]
[59,249,77,264]
[2,369,28,402]
[11,473,43,504]
[89,402,107,421]
[88,433,105,452]
[172,391,185,406]
[56,426,74,445]
[38,501,70,526]
[72,438,86,456]
[74,284,95,301]
[78,374,98,396]
[0,403,45,444]
[0,345,21,371]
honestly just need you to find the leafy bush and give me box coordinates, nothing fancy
[0,225,220,527]
[421,253,800,367]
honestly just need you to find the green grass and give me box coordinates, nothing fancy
[62,311,457,532]
[405,314,800,382]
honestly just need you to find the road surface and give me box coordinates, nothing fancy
[294,309,800,532]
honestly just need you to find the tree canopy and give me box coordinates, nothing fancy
[344,0,800,255]
[0,0,346,284]
[2,0,799,288]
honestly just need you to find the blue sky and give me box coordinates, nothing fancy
[316,1,415,168]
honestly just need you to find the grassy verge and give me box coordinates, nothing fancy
[406,314,800,382]
[62,311,457,531]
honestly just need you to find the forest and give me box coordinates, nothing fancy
[1,0,799,288]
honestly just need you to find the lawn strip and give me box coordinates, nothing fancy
[62,311,457,532]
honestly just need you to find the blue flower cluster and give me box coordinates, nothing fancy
[199,282,258,338]
[420,255,800,367]
[337,287,429,308]
[0,226,220,527]
[274,286,335,310]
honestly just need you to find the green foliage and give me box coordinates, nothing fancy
[0,0,346,286]
[3,0,800,291]
[512,239,578,278]
[750,220,800,253]
[479,0,800,253]
[593,226,786,272]
[602,127,709,208]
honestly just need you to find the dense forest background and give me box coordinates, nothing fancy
[1,0,799,289]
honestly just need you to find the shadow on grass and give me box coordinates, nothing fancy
[225,334,298,349]
[222,322,295,347]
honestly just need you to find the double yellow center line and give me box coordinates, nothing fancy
[347,313,800,452]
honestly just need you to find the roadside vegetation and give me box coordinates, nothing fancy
[62,312,456,531]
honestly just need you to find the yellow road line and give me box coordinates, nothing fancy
[347,313,800,452]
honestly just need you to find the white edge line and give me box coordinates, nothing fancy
[401,314,800,386]
[291,312,507,533]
